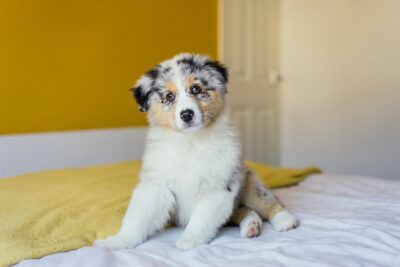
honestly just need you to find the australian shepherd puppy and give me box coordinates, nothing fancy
[94,53,298,250]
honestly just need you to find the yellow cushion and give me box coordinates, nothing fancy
[0,160,320,266]
[245,161,321,188]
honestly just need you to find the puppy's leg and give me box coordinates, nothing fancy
[241,170,299,232]
[230,206,262,238]
[176,189,235,250]
[94,182,175,249]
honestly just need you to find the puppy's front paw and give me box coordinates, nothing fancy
[176,236,204,250]
[270,210,299,232]
[93,234,139,250]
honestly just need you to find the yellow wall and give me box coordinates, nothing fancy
[0,0,217,135]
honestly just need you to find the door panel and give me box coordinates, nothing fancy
[220,0,280,164]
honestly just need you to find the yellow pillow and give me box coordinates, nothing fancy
[245,160,321,188]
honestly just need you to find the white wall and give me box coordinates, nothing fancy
[0,127,147,178]
[280,0,400,179]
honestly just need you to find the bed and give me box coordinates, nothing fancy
[14,173,400,267]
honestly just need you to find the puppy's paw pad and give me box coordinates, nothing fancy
[271,210,299,232]
[176,237,203,250]
[93,235,138,250]
[246,222,260,238]
[240,213,262,238]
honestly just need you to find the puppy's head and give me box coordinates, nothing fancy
[131,53,228,132]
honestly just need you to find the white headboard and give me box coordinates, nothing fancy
[0,127,147,178]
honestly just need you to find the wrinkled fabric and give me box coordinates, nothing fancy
[16,174,400,267]
[0,160,319,266]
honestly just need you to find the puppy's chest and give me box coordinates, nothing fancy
[160,146,223,190]
[153,137,235,183]
[152,140,235,224]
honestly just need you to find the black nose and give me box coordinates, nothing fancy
[180,109,194,123]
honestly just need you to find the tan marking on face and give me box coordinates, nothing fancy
[166,81,178,94]
[198,90,224,127]
[148,81,178,130]
[148,102,172,129]
[185,76,196,93]
[185,76,224,127]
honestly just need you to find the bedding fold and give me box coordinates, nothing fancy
[0,160,320,266]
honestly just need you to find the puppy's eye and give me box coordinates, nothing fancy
[166,92,175,102]
[190,85,201,94]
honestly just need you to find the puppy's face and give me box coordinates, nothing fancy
[132,54,229,132]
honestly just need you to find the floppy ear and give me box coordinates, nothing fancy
[130,69,159,112]
[205,60,229,83]
[131,85,152,112]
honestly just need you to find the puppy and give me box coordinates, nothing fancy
[94,53,298,250]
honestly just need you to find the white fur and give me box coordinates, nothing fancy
[270,210,299,232]
[174,84,202,131]
[94,107,243,250]
[239,211,262,238]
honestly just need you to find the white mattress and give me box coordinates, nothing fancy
[16,174,400,267]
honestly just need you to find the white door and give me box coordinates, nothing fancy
[219,0,280,164]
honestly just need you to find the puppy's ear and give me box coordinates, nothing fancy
[131,85,151,112]
[130,68,159,112]
[205,60,229,84]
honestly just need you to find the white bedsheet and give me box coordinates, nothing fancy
[16,174,400,267]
